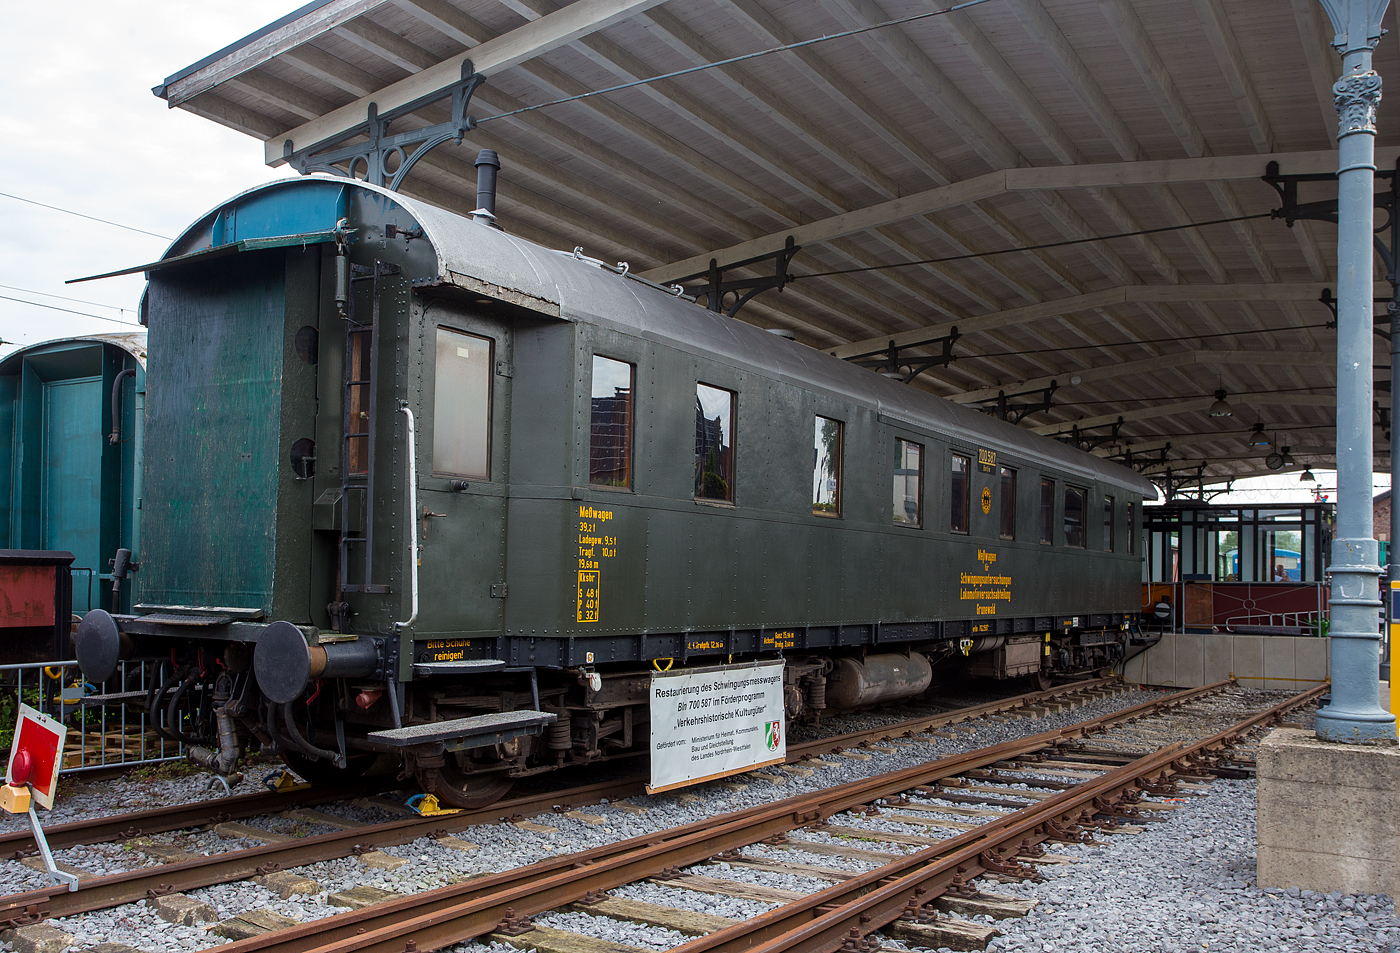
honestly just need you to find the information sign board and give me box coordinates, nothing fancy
[8,704,66,809]
[648,660,785,793]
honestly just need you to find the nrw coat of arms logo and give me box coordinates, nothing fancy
[765,720,782,750]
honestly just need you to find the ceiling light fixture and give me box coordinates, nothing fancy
[1281,446,1295,467]
[1300,467,1316,483]
[1209,389,1234,417]
[1247,423,1270,447]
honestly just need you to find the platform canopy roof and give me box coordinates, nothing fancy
[155,0,1400,492]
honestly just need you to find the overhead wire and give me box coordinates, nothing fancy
[958,321,1334,363]
[0,294,141,327]
[475,0,999,125]
[0,191,173,241]
[795,212,1275,279]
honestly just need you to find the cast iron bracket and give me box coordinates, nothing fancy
[982,381,1058,424]
[849,327,961,384]
[283,60,485,192]
[680,236,800,317]
[1264,159,1400,288]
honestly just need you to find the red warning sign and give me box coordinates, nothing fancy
[8,704,66,810]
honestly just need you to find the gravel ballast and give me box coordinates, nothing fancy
[6,686,1384,953]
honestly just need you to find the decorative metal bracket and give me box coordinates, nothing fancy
[1263,159,1399,285]
[848,327,960,384]
[680,236,800,317]
[283,60,485,192]
[984,381,1058,424]
[1055,415,1125,453]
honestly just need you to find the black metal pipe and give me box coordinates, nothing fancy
[475,149,500,217]
[109,368,136,446]
[280,701,341,766]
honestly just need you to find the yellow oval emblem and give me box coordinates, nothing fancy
[981,486,992,514]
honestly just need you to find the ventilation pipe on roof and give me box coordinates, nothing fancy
[473,150,502,229]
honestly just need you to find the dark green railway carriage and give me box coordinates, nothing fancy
[76,178,1155,805]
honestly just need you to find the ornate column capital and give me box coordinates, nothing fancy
[1335,70,1383,136]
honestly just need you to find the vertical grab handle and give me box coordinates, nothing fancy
[395,402,419,632]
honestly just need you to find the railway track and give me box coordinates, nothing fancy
[0,676,1119,858]
[182,681,1316,953]
[0,678,1129,927]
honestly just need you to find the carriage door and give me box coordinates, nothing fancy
[416,318,510,640]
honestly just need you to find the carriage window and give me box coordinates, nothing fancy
[893,439,923,526]
[1064,486,1086,548]
[1104,495,1115,551]
[695,383,735,502]
[590,356,634,488]
[999,466,1016,539]
[1127,502,1136,554]
[950,454,970,534]
[432,328,492,479]
[1040,478,1055,544]
[813,416,842,516]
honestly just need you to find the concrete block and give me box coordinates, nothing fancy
[2,924,73,953]
[212,909,299,940]
[328,885,400,909]
[1262,638,1296,691]
[1176,633,1204,688]
[86,944,145,953]
[1143,632,1176,686]
[253,870,320,899]
[356,850,409,869]
[1295,637,1330,685]
[1203,636,1232,685]
[436,835,478,851]
[1233,635,1264,683]
[18,856,94,881]
[151,892,217,925]
[1257,727,1400,896]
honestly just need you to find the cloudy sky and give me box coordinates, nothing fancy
[0,1,301,358]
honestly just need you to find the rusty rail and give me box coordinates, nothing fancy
[187,681,1234,953]
[675,683,1327,953]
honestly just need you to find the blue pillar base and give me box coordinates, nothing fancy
[1315,706,1397,744]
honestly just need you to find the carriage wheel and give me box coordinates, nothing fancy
[414,759,514,809]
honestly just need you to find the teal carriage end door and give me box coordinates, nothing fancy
[41,376,103,611]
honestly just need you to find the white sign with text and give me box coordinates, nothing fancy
[648,660,786,793]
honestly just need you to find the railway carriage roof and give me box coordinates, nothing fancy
[153,177,1155,497]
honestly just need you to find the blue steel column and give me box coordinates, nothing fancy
[1316,0,1397,743]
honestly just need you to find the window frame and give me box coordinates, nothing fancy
[1064,485,1087,549]
[999,466,1016,540]
[892,437,924,528]
[694,381,737,504]
[1103,494,1115,552]
[950,453,971,535]
[812,415,844,517]
[430,325,494,481]
[588,354,636,491]
[1039,477,1055,545]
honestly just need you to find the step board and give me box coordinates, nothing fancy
[411,659,508,676]
[367,710,556,748]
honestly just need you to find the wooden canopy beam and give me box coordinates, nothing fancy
[641,148,1400,284]
[260,0,671,163]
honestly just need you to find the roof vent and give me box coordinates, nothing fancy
[472,150,502,230]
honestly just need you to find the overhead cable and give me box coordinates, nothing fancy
[476,0,999,125]
[796,212,1274,279]
[0,191,173,241]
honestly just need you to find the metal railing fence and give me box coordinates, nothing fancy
[0,659,184,774]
